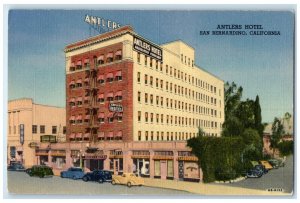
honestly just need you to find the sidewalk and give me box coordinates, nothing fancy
[142,178,289,196]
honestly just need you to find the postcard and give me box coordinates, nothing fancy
[5,7,295,197]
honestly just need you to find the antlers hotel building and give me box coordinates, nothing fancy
[36,25,224,181]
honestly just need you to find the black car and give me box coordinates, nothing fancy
[7,163,25,171]
[246,169,263,178]
[82,170,112,183]
[254,164,268,174]
[26,165,54,178]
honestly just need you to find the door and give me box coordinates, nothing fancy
[160,161,167,180]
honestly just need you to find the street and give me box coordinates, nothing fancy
[213,155,294,194]
[7,171,192,196]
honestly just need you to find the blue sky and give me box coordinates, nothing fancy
[8,10,294,123]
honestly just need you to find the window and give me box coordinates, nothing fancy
[145,93,148,103]
[63,126,66,134]
[144,56,147,66]
[138,111,141,122]
[40,125,45,134]
[150,76,153,86]
[156,96,159,106]
[137,72,141,83]
[145,131,149,141]
[138,131,141,141]
[170,66,172,75]
[150,58,153,67]
[192,60,194,67]
[156,60,158,70]
[161,114,164,124]
[156,78,159,88]
[32,125,37,134]
[181,54,183,62]
[166,65,168,74]
[115,71,122,81]
[161,97,163,106]
[115,50,122,60]
[138,92,141,102]
[151,131,154,140]
[137,53,140,63]
[157,132,160,140]
[52,126,57,134]
[145,112,148,122]
[145,74,148,85]
[156,114,159,123]
[108,116,114,123]
[150,94,153,104]
[160,80,163,89]
[150,113,154,123]
[160,62,163,72]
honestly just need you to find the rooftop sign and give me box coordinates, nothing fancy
[84,14,121,31]
[133,35,163,61]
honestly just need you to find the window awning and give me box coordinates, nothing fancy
[84,77,89,82]
[69,81,75,85]
[115,91,122,96]
[76,79,82,84]
[117,112,123,117]
[69,133,75,139]
[98,132,105,138]
[97,55,104,61]
[69,116,75,121]
[107,112,114,118]
[70,62,75,67]
[76,115,82,120]
[69,98,75,103]
[106,52,113,58]
[84,133,90,138]
[116,131,123,137]
[115,50,122,56]
[98,94,104,99]
[97,74,104,80]
[98,112,105,118]
[107,92,113,98]
[84,59,90,64]
[115,71,122,77]
[76,97,83,101]
[106,73,113,78]
[85,115,90,120]
[84,96,90,101]
[76,133,82,138]
[76,61,82,66]
[107,132,114,137]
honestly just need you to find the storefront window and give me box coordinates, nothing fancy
[154,160,160,177]
[167,160,174,177]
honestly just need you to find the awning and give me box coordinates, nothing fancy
[116,131,123,137]
[69,81,75,85]
[97,75,104,80]
[106,52,113,58]
[107,132,114,137]
[85,115,90,120]
[84,59,90,64]
[115,50,122,56]
[70,62,75,67]
[98,113,105,118]
[84,77,89,82]
[107,92,113,98]
[69,116,75,121]
[106,73,113,78]
[115,71,122,77]
[107,112,114,118]
[76,133,82,138]
[76,97,83,101]
[98,132,105,138]
[76,115,82,120]
[69,98,75,102]
[76,61,82,66]
[117,112,123,117]
[84,133,90,138]
[69,133,75,139]
[84,96,90,101]
[76,79,82,84]
[115,91,122,96]
[97,55,104,61]
[98,94,104,99]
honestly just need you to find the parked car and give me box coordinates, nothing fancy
[246,169,263,178]
[82,170,112,183]
[260,160,273,170]
[111,173,144,187]
[26,165,54,178]
[60,167,85,180]
[254,164,268,174]
[7,163,25,171]
[268,158,285,168]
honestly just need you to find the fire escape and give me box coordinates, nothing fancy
[84,58,99,143]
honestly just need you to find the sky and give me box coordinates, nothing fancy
[7,9,294,123]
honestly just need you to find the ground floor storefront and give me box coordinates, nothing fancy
[31,141,202,181]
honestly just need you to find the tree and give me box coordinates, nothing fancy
[270,117,285,156]
[224,82,243,120]
[284,112,292,135]
[277,140,293,156]
[241,128,263,162]
[197,127,205,137]
[254,95,264,137]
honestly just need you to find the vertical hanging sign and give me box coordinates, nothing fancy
[20,124,24,145]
